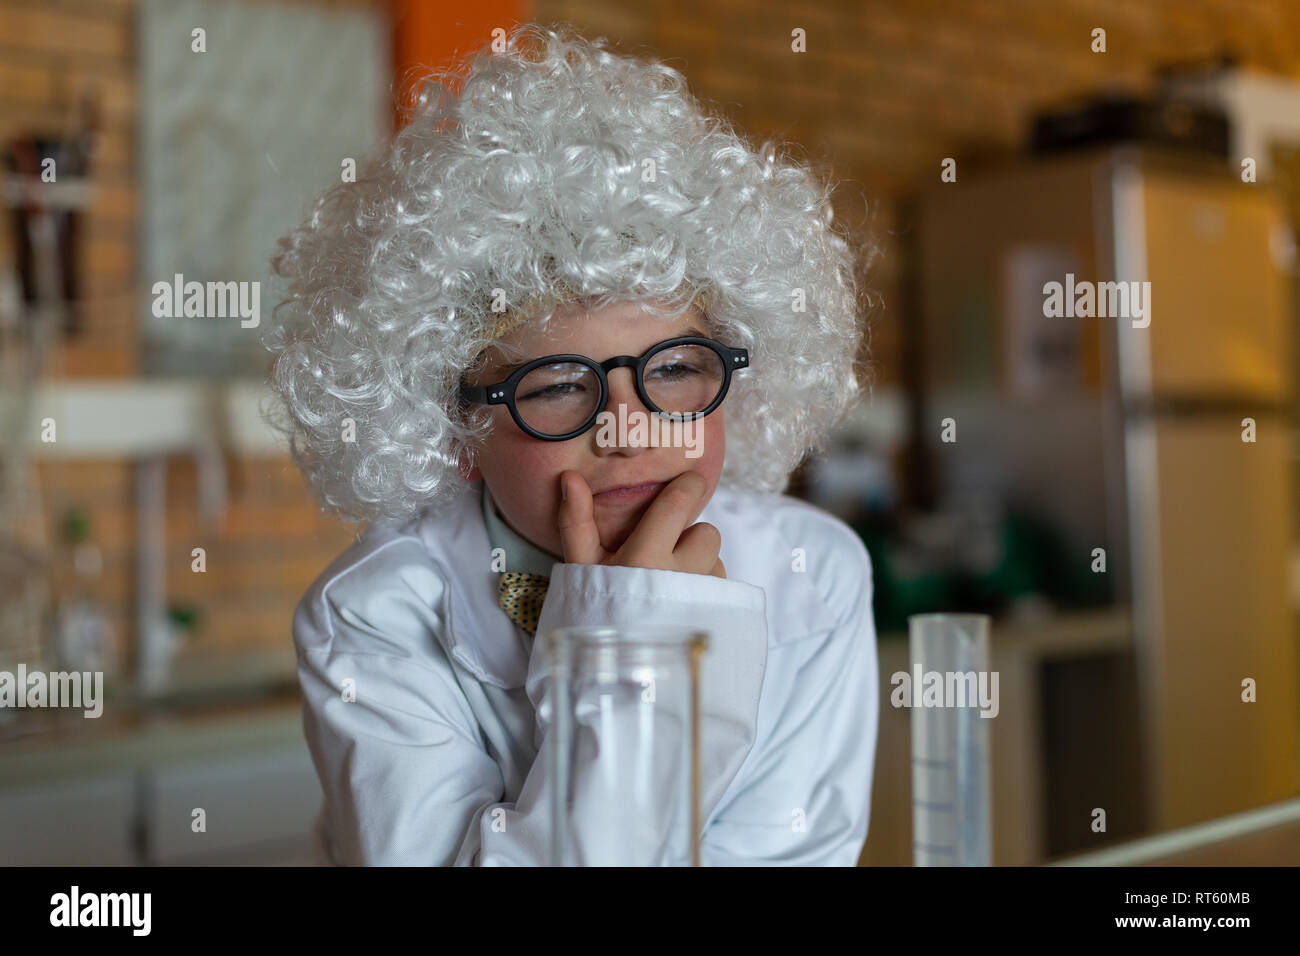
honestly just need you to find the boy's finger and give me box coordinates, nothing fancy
[673,521,721,571]
[556,471,606,565]
[623,471,708,560]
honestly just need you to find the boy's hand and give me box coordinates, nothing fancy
[557,470,727,579]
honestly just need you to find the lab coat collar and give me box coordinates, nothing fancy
[421,480,841,690]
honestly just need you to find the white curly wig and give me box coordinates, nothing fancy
[262,21,876,528]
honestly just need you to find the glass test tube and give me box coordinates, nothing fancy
[908,613,993,866]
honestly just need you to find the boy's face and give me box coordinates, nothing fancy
[460,300,726,558]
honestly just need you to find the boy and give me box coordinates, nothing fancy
[265,22,878,865]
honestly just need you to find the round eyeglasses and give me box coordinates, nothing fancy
[458,335,750,441]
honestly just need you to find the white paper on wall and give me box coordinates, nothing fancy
[139,0,388,376]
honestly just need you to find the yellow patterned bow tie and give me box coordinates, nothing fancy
[498,571,550,635]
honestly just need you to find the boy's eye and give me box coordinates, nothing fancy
[516,362,597,402]
[519,382,587,402]
[647,363,701,380]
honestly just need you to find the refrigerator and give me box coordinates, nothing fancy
[916,145,1300,836]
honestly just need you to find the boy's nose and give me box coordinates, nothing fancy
[608,369,650,416]
[594,368,656,450]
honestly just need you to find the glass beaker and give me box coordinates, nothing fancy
[908,613,993,866]
[542,625,708,866]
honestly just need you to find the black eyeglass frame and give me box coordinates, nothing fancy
[458,335,750,441]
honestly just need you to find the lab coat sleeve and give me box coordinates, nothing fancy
[293,539,508,866]
[453,562,769,865]
[699,531,879,865]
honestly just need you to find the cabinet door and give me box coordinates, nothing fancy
[0,772,137,865]
[148,744,322,865]
[1139,172,1291,399]
[1137,412,1300,829]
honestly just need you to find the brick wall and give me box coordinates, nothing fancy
[31,455,359,664]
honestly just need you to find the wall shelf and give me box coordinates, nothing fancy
[8,378,286,458]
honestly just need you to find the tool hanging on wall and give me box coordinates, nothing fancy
[0,80,101,670]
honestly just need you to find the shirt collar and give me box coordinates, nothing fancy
[481,483,562,578]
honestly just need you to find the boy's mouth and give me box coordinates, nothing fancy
[592,481,668,505]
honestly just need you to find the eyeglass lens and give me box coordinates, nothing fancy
[514,343,727,436]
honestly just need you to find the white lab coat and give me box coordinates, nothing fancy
[292,480,879,865]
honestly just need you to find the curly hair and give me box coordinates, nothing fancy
[262,21,876,528]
